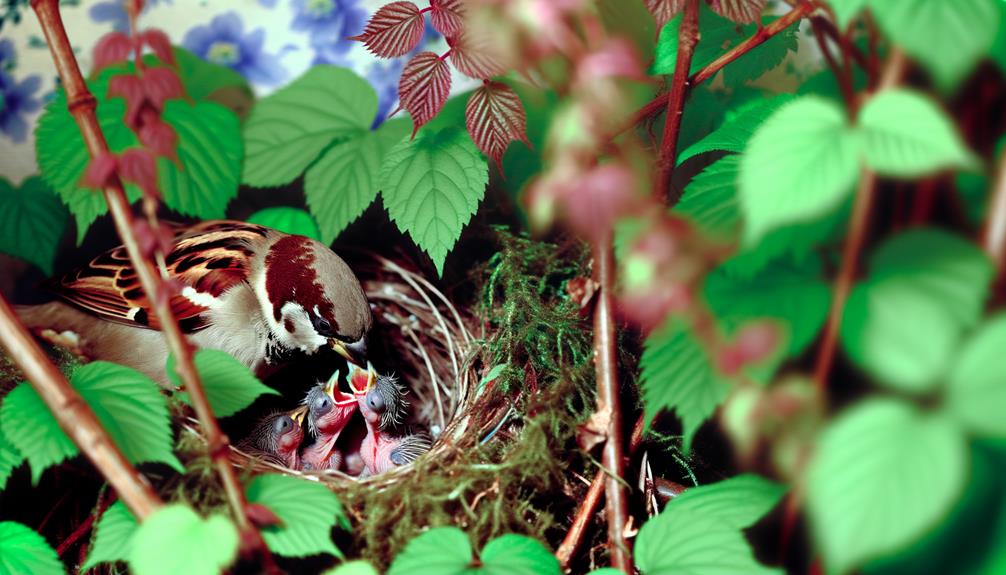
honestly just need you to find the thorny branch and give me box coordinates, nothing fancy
[655,0,700,202]
[0,296,163,519]
[29,0,270,559]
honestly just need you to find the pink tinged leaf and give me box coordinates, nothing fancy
[141,67,184,110]
[561,163,640,241]
[137,116,178,160]
[399,51,452,134]
[118,148,160,201]
[645,0,686,29]
[449,33,506,79]
[430,0,464,36]
[92,32,135,72]
[139,29,175,65]
[107,74,146,128]
[577,39,646,83]
[706,0,766,23]
[349,1,426,58]
[464,81,528,170]
[82,152,119,190]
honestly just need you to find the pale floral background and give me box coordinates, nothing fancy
[0,0,461,185]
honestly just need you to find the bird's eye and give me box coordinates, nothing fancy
[366,391,386,413]
[313,395,333,416]
[273,415,293,434]
[310,314,335,336]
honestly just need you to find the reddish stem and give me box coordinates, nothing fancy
[983,146,1006,278]
[655,0,699,202]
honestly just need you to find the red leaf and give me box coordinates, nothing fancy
[137,115,178,160]
[645,0,686,29]
[141,67,184,110]
[349,1,426,58]
[465,81,528,170]
[108,74,146,128]
[399,51,452,135]
[246,503,284,529]
[82,152,119,190]
[449,33,506,79]
[706,0,766,23]
[92,32,135,72]
[430,0,464,37]
[118,148,160,201]
[139,29,175,65]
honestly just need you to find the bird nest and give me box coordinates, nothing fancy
[226,252,508,490]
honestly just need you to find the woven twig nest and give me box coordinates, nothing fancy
[228,252,509,490]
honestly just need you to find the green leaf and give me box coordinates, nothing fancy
[305,117,410,244]
[858,89,977,177]
[83,501,137,570]
[826,0,869,29]
[169,350,278,418]
[641,319,731,452]
[0,176,68,275]
[247,207,322,241]
[35,72,141,244]
[653,5,749,76]
[0,426,22,491]
[245,473,348,558]
[705,256,831,357]
[678,95,796,165]
[480,534,561,575]
[243,66,376,187]
[870,0,1002,90]
[0,522,64,575]
[171,46,250,102]
[0,382,78,484]
[946,314,1006,437]
[158,100,243,219]
[993,2,1006,75]
[739,96,859,244]
[380,127,489,276]
[675,156,741,239]
[128,504,238,575]
[807,399,967,573]
[667,473,786,529]
[387,527,473,575]
[840,229,993,392]
[635,509,781,575]
[721,16,799,87]
[323,561,380,575]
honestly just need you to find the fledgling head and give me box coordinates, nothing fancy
[256,234,372,362]
[303,369,359,437]
[349,363,407,431]
[243,412,305,467]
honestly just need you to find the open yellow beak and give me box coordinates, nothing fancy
[348,361,377,394]
[329,337,368,365]
[289,405,308,427]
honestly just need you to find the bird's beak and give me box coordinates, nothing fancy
[289,406,308,427]
[324,368,357,405]
[348,361,377,394]
[330,336,367,366]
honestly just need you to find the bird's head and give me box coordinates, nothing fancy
[250,412,304,462]
[256,234,372,362]
[349,363,407,430]
[303,369,358,437]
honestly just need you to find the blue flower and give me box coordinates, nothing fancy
[366,59,404,129]
[89,0,167,33]
[0,39,14,71]
[293,0,367,62]
[0,71,43,143]
[183,12,287,87]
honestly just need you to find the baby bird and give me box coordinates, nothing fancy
[299,370,359,471]
[347,364,431,476]
[238,411,305,469]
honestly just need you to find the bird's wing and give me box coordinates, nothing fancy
[388,433,432,466]
[47,221,271,332]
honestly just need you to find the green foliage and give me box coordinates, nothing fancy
[0,426,20,491]
[323,561,380,575]
[169,350,279,418]
[386,527,560,575]
[171,46,250,102]
[807,399,968,573]
[0,521,64,575]
[675,156,741,239]
[83,501,137,570]
[0,361,182,483]
[380,127,489,276]
[128,504,238,575]
[247,207,322,240]
[825,0,869,29]
[840,229,993,392]
[677,95,796,166]
[245,473,349,558]
[858,90,977,176]
[640,319,730,452]
[739,96,858,244]
[305,117,410,244]
[870,0,1002,90]
[0,176,68,275]
[946,315,1006,437]
[635,475,783,574]
[242,66,377,187]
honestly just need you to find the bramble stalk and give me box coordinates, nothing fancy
[0,296,162,519]
[591,229,633,573]
[29,0,269,556]
[655,0,700,202]
[983,146,1006,276]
